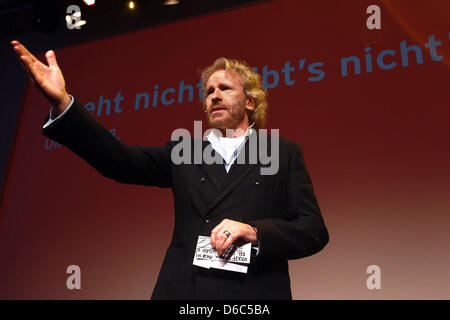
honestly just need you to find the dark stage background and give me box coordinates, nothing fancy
[0,0,449,299]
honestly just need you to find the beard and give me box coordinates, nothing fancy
[207,104,246,130]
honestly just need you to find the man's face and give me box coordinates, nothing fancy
[205,69,253,130]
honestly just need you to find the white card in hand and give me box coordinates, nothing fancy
[193,235,214,269]
[192,235,252,274]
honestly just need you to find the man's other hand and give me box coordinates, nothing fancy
[210,219,258,257]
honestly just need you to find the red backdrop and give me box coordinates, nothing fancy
[1,0,449,299]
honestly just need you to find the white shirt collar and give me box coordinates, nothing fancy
[206,127,255,165]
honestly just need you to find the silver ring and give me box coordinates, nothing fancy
[223,230,231,237]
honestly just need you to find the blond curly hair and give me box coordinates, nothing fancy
[200,57,268,129]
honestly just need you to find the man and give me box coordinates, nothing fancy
[11,40,329,299]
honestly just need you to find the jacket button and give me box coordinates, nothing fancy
[253,179,260,186]
[205,219,210,223]
[199,177,206,183]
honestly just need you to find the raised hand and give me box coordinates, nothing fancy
[11,40,71,114]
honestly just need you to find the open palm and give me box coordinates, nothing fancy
[11,40,71,112]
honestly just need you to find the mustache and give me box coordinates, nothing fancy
[210,104,228,111]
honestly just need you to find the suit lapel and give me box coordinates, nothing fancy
[198,140,226,191]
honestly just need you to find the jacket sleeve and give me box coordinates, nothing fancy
[249,143,329,262]
[42,97,174,188]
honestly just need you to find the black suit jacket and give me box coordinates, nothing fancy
[42,98,329,300]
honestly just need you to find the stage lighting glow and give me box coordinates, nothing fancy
[128,1,135,10]
[163,0,179,4]
[83,0,95,5]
